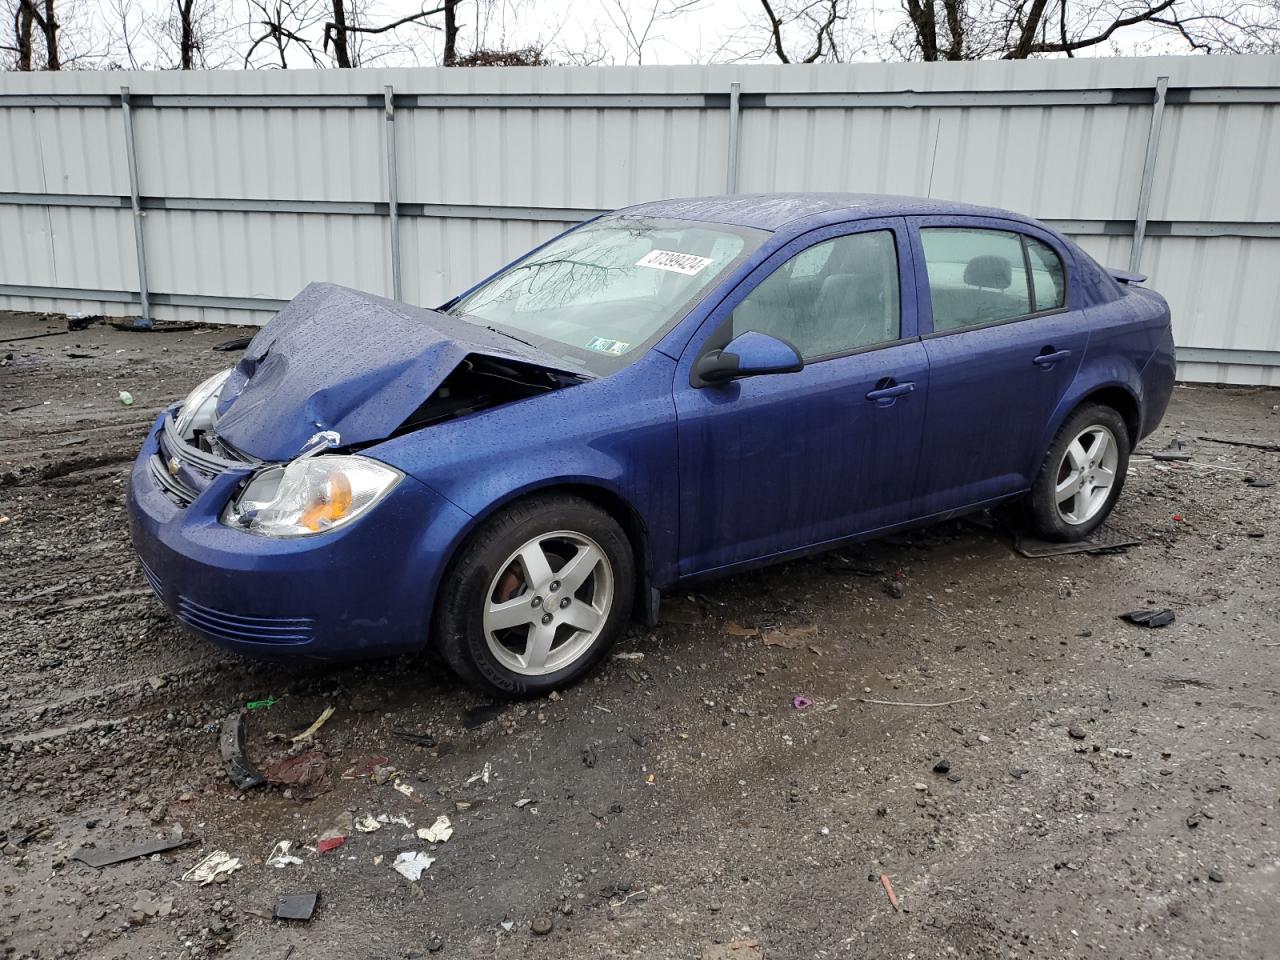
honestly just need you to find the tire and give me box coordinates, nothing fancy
[435,494,635,698]
[1022,403,1131,542]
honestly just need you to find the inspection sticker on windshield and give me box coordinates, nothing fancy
[636,249,714,276]
[586,337,630,356]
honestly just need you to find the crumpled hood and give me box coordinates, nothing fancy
[213,282,583,461]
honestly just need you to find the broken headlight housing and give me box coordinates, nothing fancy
[221,456,402,537]
[175,367,232,439]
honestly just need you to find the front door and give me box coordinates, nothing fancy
[674,218,930,575]
[909,218,1090,516]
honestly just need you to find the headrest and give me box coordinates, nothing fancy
[963,255,1011,290]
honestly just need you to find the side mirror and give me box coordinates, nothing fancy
[693,331,804,385]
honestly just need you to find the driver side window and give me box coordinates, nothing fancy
[730,230,901,361]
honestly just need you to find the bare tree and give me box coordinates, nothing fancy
[601,0,705,64]
[758,0,843,61]
[244,0,324,67]
[7,0,58,68]
[323,1,456,67]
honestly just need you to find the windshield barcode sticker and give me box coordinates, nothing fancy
[586,337,630,356]
[636,249,714,276]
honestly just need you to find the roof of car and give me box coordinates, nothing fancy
[616,192,1035,232]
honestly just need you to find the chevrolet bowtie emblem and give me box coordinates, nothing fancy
[167,457,181,477]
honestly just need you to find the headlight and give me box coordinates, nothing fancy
[175,368,232,438]
[222,455,402,537]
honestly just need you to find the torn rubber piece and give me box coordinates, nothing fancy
[213,335,254,352]
[1152,438,1192,462]
[72,835,194,868]
[274,892,319,921]
[1119,608,1175,628]
[220,711,266,789]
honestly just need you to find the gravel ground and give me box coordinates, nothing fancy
[1,309,1278,960]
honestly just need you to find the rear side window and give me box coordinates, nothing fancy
[921,228,1031,332]
[730,230,901,361]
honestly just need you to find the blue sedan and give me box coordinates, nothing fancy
[128,193,1175,696]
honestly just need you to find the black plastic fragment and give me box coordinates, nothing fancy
[1152,438,1192,462]
[1245,478,1275,488]
[462,704,503,729]
[392,727,437,748]
[1119,608,1175,628]
[213,335,254,352]
[220,710,266,789]
[274,892,318,921]
[72,835,194,868]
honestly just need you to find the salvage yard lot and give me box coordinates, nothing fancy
[1,309,1278,959]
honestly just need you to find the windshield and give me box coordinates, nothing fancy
[447,216,765,374]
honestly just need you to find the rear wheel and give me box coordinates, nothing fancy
[1023,403,1130,541]
[435,495,634,698]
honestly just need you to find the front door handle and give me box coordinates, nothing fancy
[1033,348,1072,367]
[866,381,915,407]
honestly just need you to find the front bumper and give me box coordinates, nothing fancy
[127,414,472,659]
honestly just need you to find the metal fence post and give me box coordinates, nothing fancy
[1129,76,1169,275]
[726,81,741,194]
[119,86,152,326]
[384,84,402,301]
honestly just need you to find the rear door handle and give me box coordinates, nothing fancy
[1033,349,1072,367]
[865,381,915,407]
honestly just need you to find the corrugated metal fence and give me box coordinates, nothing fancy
[2,56,1279,385]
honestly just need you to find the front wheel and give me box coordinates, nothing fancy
[435,495,635,698]
[1022,403,1130,542]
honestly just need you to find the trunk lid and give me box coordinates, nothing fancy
[212,282,585,461]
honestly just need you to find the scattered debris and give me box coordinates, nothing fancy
[880,873,901,911]
[1068,725,1088,740]
[724,622,759,637]
[792,696,813,710]
[856,695,974,708]
[66,313,102,331]
[463,704,503,729]
[1245,477,1275,488]
[932,759,951,774]
[219,711,266,790]
[581,745,598,768]
[1120,608,1175,628]
[1208,868,1225,883]
[354,816,382,834]
[393,851,436,881]
[394,780,417,799]
[465,762,493,785]
[1009,767,1030,779]
[129,891,174,922]
[763,625,818,648]
[291,705,335,743]
[72,835,194,869]
[182,850,243,885]
[1152,438,1193,462]
[118,390,134,406]
[341,755,391,780]
[514,798,534,808]
[1015,526,1141,558]
[315,836,346,854]
[392,726,437,748]
[213,335,254,352]
[266,840,303,868]
[246,696,278,710]
[1197,434,1280,453]
[264,750,332,796]
[417,816,453,844]
[274,891,318,921]
[612,651,645,660]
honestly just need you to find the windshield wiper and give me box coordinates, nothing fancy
[482,324,537,349]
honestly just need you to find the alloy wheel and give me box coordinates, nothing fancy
[482,530,614,676]
[1054,424,1119,525]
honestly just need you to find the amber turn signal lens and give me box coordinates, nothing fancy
[300,472,354,531]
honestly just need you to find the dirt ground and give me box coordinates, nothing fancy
[1,309,1278,960]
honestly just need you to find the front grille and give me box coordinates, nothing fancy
[152,414,255,507]
[175,594,314,646]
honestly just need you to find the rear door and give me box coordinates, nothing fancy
[909,217,1088,516]
[673,218,930,575]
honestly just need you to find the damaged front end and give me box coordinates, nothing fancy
[154,283,589,535]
